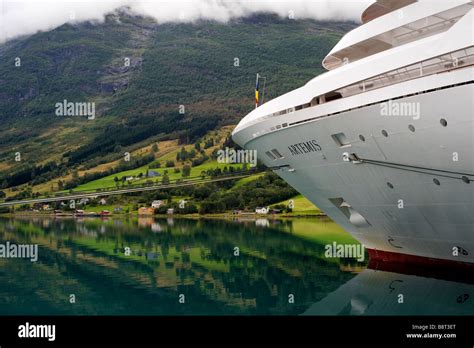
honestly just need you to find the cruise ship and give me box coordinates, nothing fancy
[232,0,474,266]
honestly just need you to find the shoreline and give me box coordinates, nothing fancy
[0,212,327,220]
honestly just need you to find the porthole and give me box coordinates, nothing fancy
[433,178,440,186]
[387,182,394,189]
[462,176,470,184]
[440,118,447,127]
[359,135,365,142]
[382,130,388,137]
[408,124,415,132]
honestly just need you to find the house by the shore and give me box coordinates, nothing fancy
[138,207,155,215]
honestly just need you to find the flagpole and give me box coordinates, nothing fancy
[255,73,259,109]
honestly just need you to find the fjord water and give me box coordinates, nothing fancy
[0,217,471,315]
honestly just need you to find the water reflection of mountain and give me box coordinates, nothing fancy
[0,217,362,315]
[303,264,474,316]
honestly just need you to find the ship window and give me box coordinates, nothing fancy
[408,124,415,132]
[271,149,284,159]
[295,105,303,111]
[325,91,343,102]
[433,178,441,186]
[359,134,366,142]
[440,118,447,127]
[381,130,388,137]
[282,123,288,128]
[265,151,277,160]
[276,125,282,129]
[331,132,350,147]
[310,96,319,106]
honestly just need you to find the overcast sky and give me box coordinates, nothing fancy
[0,0,374,43]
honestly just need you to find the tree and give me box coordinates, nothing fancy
[162,173,170,185]
[152,143,159,152]
[0,191,5,199]
[193,185,212,199]
[181,204,198,214]
[182,165,191,177]
[204,138,214,149]
[180,147,187,158]
[149,161,161,169]
[166,160,175,168]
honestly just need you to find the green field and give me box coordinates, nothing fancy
[72,159,245,192]
[273,194,321,215]
[229,172,265,190]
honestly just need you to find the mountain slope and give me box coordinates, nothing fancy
[0,12,356,188]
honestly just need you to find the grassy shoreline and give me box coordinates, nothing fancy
[2,211,327,219]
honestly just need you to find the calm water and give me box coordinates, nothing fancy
[0,217,472,315]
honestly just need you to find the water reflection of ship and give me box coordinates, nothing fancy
[303,261,474,316]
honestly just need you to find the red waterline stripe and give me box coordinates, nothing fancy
[367,248,474,284]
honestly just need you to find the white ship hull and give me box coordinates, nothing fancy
[234,71,474,264]
[233,1,474,265]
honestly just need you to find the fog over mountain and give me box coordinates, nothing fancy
[1,0,372,43]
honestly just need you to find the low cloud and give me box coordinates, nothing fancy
[0,0,373,43]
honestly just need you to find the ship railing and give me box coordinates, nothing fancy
[342,46,474,97]
[243,47,474,138]
[265,46,474,121]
